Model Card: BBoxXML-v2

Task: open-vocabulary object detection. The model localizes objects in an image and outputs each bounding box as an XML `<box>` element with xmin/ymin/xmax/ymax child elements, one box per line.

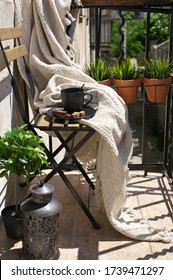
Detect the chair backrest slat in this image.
<box><xmin>0</xmin><ymin>26</ymin><xmax>28</xmax><ymax>62</ymax></box>
<box><xmin>0</xmin><ymin>27</ymin><xmax>22</xmax><ymax>41</ymax></box>
<box><xmin>0</xmin><ymin>27</ymin><xmax>32</xmax><ymax>124</ymax></box>
<box><xmin>4</xmin><ymin>45</ymin><xmax>28</xmax><ymax>62</ymax></box>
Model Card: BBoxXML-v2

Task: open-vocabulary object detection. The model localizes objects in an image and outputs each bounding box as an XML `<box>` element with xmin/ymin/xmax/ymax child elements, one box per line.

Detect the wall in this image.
<box><xmin>74</xmin><ymin>8</ymin><xmax>90</xmax><ymax>69</ymax></box>
<box><xmin>0</xmin><ymin>0</ymin><xmax>16</xmax><ymax>216</ymax></box>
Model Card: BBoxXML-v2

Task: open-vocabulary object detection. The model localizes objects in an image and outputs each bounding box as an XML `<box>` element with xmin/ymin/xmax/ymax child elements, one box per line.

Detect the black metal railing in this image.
<box><xmin>86</xmin><ymin>3</ymin><xmax>173</xmax><ymax>180</ymax></box>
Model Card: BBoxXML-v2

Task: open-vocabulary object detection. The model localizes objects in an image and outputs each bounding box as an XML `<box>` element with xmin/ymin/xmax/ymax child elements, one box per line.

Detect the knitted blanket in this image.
<box><xmin>14</xmin><ymin>0</ymin><xmax>172</xmax><ymax>242</ymax></box>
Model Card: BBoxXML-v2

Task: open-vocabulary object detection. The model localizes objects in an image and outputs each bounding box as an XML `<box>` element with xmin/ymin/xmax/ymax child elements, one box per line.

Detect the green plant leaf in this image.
<box><xmin>143</xmin><ymin>58</ymin><xmax>173</xmax><ymax>79</ymax></box>
<box><xmin>84</xmin><ymin>59</ymin><xmax>112</xmax><ymax>81</ymax></box>
<box><xmin>112</xmin><ymin>58</ymin><xmax>141</xmax><ymax>80</ymax></box>
<box><xmin>0</xmin><ymin>126</ymin><xmax>48</xmax><ymax>184</ymax></box>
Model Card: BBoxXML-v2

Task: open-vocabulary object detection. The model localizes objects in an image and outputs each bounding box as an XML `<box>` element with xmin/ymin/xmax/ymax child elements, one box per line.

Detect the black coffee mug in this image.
<box><xmin>61</xmin><ymin>87</ymin><xmax>93</xmax><ymax>113</ymax></box>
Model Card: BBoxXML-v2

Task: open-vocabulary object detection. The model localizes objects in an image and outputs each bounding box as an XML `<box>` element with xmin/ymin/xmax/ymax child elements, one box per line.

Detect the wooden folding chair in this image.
<box><xmin>0</xmin><ymin>27</ymin><xmax>100</xmax><ymax>229</ymax></box>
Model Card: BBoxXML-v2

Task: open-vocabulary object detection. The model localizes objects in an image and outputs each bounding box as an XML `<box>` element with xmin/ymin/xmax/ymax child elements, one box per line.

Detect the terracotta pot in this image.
<box><xmin>143</xmin><ymin>77</ymin><xmax>172</xmax><ymax>103</ymax></box>
<box><xmin>98</xmin><ymin>79</ymin><xmax>111</xmax><ymax>86</ymax></box>
<box><xmin>113</xmin><ymin>78</ymin><xmax>141</xmax><ymax>104</ymax></box>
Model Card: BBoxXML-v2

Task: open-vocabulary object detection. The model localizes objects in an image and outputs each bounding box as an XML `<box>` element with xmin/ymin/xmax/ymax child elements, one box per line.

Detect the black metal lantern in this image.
<box><xmin>20</xmin><ymin>181</ymin><xmax>62</xmax><ymax>260</ymax></box>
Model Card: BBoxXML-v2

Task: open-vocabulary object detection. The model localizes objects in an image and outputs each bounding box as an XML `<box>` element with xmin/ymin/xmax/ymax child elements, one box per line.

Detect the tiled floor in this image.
<box><xmin>0</xmin><ymin>170</ymin><xmax>173</xmax><ymax>260</ymax></box>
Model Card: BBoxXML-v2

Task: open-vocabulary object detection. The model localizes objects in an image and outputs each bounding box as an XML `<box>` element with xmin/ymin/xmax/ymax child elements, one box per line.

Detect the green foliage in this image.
<box><xmin>148</xmin><ymin>13</ymin><xmax>170</xmax><ymax>44</ymax></box>
<box><xmin>84</xmin><ymin>59</ymin><xmax>112</xmax><ymax>81</ymax></box>
<box><xmin>0</xmin><ymin>125</ymin><xmax>48</xmax><ymax>185</ymax></box>
<box><xmin>110</xmin><ymin>12</ymin><xmax>169</xmax><ymax>59</ymax></box>
<box><xmin>112</xmin><ymin>58</ymin><xmax>141</xmax><ymax>80</ymax></box>
<box><xmin>143</xmin><ymin>58</ymin><xmax>173</xmax><ymax>79</ymax></box>
<box><xmin>110</xmin><ymin>12</ymin><xmax>145</xmax><ymax>58</ymax></box>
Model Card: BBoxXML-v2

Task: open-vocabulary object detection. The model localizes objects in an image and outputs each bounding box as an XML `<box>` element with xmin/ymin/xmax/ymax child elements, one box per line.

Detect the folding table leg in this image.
<box><xmin>57</xmin><ymin>167</ymin><xmax>100</xmax><ymax>229</ymax></box>
<box><xmin>39</xmin><ymin>133</ymin><xmax>100</xmax><ymax>229</ymax></box>
<box><xmin>54</xmin><ymin>129</ymin><xmax>96</xmax><ymax>190</ymax></box>
<box><xmin>42</xmin><ymin>162</ymin><xmax>100</xmax><ymax>229</ymax></box>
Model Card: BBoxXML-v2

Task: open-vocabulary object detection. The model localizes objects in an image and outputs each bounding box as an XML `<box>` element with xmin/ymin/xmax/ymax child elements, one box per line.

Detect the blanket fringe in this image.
<box><xmin>110</xmin><ymin>207</ymin><xmax>173</xmax><ymax>243</ymax></box>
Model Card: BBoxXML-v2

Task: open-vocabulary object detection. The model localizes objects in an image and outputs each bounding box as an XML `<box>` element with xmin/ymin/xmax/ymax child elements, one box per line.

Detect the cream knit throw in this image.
<box><xmin>14</xmin><ymin>0</ymin><xmax>172</xmax><ymax>242</ymax></box>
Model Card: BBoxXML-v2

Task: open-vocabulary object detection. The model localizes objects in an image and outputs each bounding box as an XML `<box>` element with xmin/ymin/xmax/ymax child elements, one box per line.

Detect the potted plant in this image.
<box><xmin>143</xmin><ymin>58</ymin><xmax>173</xmax><ymax>103</ymax></box>
<box><xmin>112</xmin><ymin>58</ymin><xmax>142</xmax><ymax>104</ymax></box>
<box><xmin>84</xmin><ymin>59</ymin><xmax>112</xmax><ymax>86</ymax></box>
<box><xmin>0</xmin><ymin>125</ymin><xmax>48</xmax><ymax>239</ymax></box>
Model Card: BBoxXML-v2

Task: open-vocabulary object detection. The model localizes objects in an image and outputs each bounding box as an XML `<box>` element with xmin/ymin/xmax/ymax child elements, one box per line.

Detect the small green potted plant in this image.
<box><xmin>143</xmin><ymin>58</ymin><xmax>173</xmax><ymax>103</ymax></box>
<box><xmin>84</xmin><ymin>59</ymin><xmax>112</xmax><ymax>85</ymax></box>
<box><xmin>112</xmin><ymin>58</ymin><xmax>142</xmax><ymax>104</ymax></box>
<box><xmin>0</xmin><ymin>125</ymin><xmax>48</xmax><ymax>239</ymax></box>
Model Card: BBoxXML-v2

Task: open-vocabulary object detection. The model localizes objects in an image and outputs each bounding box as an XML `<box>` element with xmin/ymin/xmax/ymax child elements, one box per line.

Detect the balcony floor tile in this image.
<box><xmin>0</xmin><ymin>170</ymin><xmax>173</xmax><ymax>260</ymax></box>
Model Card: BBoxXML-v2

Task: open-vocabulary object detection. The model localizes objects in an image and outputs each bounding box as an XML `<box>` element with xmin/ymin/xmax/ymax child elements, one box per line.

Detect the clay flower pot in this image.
<box><xmin>98</xmin><ymin>79</ymin><xmax>112</xmax><ymax>86</ymax></box>
<box><xmin>143</xmin><ymin>77</ymin><xmax>172</xmax><ymax>103</ymax></box>
<box><xmin>113</xmin><ymin>78</ymin><xmax>141</xmax><ymax>104</ymax></box>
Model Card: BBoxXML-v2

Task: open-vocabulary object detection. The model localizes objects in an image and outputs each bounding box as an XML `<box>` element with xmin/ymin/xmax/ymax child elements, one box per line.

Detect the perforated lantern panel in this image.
<box><xmin>22</xmin><ymin>213</ymin><xmax>60</xmax><ymax>260</ymax></box>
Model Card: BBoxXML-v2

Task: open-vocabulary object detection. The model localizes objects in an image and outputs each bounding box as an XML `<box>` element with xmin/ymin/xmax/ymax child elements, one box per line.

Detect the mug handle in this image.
<box><xmin>83</xmin><ymin>92</ymin><xmax>93</xmax><ymax>106</ymax></box>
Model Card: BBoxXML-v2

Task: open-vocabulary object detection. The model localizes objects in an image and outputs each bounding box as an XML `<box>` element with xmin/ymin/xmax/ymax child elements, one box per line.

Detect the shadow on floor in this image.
<box><xmin>0</xmin><ymin>171</ymin><xmax>173</xmax><ymax>260</ymax></box>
